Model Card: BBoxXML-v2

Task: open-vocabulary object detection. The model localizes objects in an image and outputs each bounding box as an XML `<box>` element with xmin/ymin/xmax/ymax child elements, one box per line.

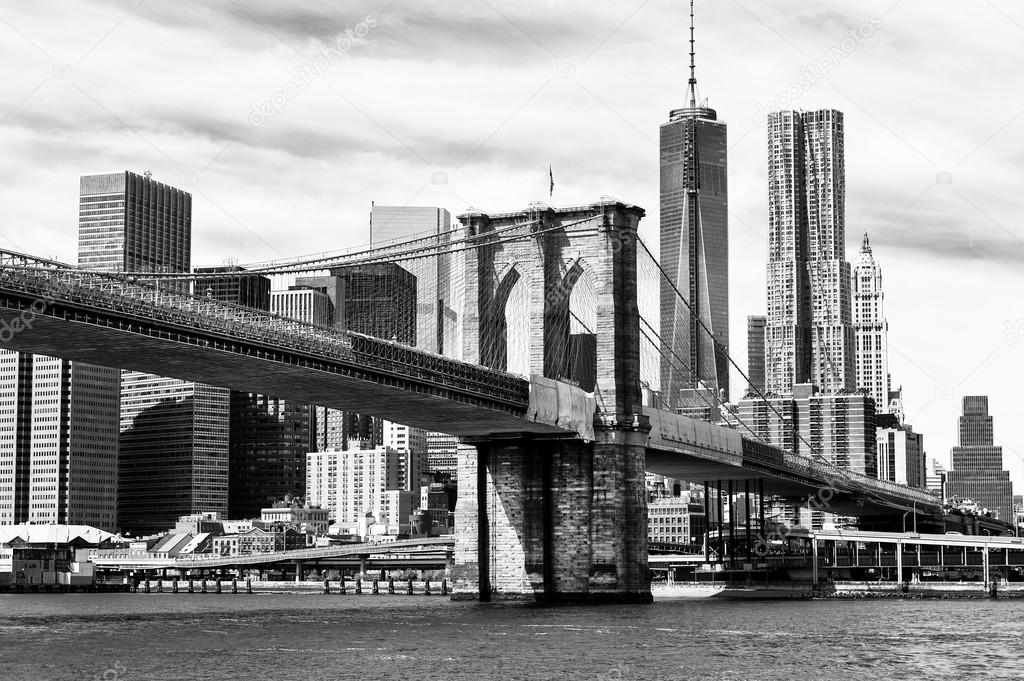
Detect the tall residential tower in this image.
<box><xmin>659</xmin><ymin>1</ymin><xmax>729</xmax><ymax>408</ymax></box>
<box><xmin>765</xmin><ymin>110</ymin><xmax>855</xmax><ymax>396</ymax></box>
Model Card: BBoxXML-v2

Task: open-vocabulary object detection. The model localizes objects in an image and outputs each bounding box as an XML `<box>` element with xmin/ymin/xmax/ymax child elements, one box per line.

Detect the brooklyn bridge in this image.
<box><xmin>0</xmin><ymin>199</ymin><xmax>937</xmax><ymax>602</ymax></box>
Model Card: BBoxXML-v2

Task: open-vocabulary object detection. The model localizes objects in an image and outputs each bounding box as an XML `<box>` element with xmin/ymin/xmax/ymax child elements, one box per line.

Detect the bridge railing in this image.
<box><xmin>0</xmin><ymin>253</ymin><xmax>529</xmax><ymax>406</ymax></box>
<box><xmin>777</xmin><ymin>449</ymin><xmax>939</xmax><ymax>506</ymax></box>
<box><xmin>741</xmin><ymin>436</ymin><xmax>939</xmax><ymax>507</ymax></box>
<box><xmin>0</xmin><ymin>264</ymin><xmax>356</xmax><ymax>358</ymax></box>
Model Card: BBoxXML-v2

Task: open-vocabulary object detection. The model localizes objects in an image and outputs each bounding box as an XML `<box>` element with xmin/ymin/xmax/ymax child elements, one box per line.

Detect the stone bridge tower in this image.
<box><xmin>452</xmin><ymin>200</ymin><xmax>652</xmax><ymax>602</ymax></box>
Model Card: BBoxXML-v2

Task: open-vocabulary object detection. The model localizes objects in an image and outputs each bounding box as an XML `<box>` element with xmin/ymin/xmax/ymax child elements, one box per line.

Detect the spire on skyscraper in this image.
<box><xmin>688</xmin><ymin>0</ymin><xmax>698</xmax><ymax>107</ymax></box>
<box><xmin>861</xmin><ymin>231</ymin><xmax>872</xmax><ymax>254</ymax></box>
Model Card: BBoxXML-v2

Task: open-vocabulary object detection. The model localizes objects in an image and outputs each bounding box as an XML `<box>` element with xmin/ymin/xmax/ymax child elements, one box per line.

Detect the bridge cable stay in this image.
<box><xmin>638</xmin><ymin>318</ymin><xmax>766</xmax><ymax>445</ymax></box>
<box><xmin>0</xmin><ymin>219</ymin><xmax>909</xmax><ymax>510</ymax></box>
<box><xmin>99</xmin><ymin>216</ymin><xmax>586</xmax><ymax>281</ymax></box>
<box><xmin>634</xmin><ymin>236</ymin><xmax>876</xmax><ymax>497</ymax></box>
<box><xmin>59</xmin><ymin>211</ymin><xmax>614</xmax><ymax>404</ymax></box>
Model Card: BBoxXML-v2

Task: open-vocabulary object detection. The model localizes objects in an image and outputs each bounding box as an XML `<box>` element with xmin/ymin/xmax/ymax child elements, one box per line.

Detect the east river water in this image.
<box><xmin>1</xmin><ymin>594</ymin><xmax>1021</xmax><ymax>680</ymax></box>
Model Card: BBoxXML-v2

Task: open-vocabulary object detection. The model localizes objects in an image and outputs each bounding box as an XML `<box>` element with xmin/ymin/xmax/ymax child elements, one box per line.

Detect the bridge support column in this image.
<box><xmin>452</xmin><ymin>430</ymin><xmax>650</xmax><ymax>603</ymax></box>
<box><xmin>702</xmin><ymin>481</ymin><xmax>710</xmax><ymax>563</ymax></box>
<box><xmin>744</xmin><ymin>480</ymin><xmax>751</xmax><ymax>562</ymax></box>
<box><xmin>896</xmin><ymin>541</ymin><xmax>903</xmax><ymax>585</ymax></box>
<box><xmin>716</xmin><ymin>483</ymin><xmax>724</xmax><ymax>561</ymax></box>
<box><xmin>812</xmin><ymin>537</ymin><xmax>819</xmax><ymax>586</ymax></box>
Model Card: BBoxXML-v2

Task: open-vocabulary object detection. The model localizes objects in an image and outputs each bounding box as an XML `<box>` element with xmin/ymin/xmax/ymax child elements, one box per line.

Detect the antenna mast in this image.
<box><xmin>688</xmin><ymin>0</ymin><xmax>697</xmax><ymax>107</ymax></box>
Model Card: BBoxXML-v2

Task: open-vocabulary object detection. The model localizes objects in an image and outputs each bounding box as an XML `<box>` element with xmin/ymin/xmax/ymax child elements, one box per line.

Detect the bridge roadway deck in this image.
<box><xmin>0</xmin><ymin>261</ymin><xmax>592</xmax><ymax>438</ymax></box>
<box><xmin>89</xmin><ymin>537</ymin><xmax>454</xmax><ymax>571</ymax></box>
<box><xmin>0</xmin><ymin>254</ymin><xmax>943</xmax><ymax>518</ymax></box>
<box><xmin>643</xmin><ymin>407</ymin><xmax>940</xmax><ymax>517</ymax></box>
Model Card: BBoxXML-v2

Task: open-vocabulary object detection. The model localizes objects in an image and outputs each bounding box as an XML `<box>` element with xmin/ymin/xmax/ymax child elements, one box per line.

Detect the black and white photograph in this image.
<box><xmin>0</xmin><ymin>1</ymin><xmax>1022</xmax><ymax>679</ymax></box>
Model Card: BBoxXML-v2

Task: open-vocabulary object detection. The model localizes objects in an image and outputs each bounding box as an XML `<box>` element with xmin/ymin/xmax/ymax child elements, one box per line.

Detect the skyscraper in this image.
<box><xmin>194</xmin><ymin>266</ymin><xmax>270</xmax><ymax>309</ymax></box>
<box><xmin>331</xmin><ymin>263</ymin><xmax>417</xmax><ymax>345</ymax></box>
<box><xmin>945</xmin><ymin>396</ymin><xmax>1013</xmax><ymax>520</ymax></box>
<box><xmin>0</xmin><ymin>174</ymin><xmax>178</xmax><ymax>530</ymax></box>
<box><xmin>119</xmin><ymin>375</ymin><xmax>230</xmax><ymax>532</ymax></box>
<box><xmin>0</xmin><ymin>352</ymin><xmax>33</xmax><ymax>526</ymax></box>
<box><xmin>765</xmin><ymin>109</ymin><xmax>855</xmax><ymax>395</ymax></box>
<box><xmin>228</xmin><ymin>394</ymin><xmax>313</xmax><ymax>519</ymax></box>
<box><xmin>79</xmin><ymin>171</ymin><xmax>190</xmax><ymax>280</ymax></box>
<box><xmin>370</xmin><ymin>205</ymin><xmax>454</xmax><ymax>355</ymax></box>
<box><xmin>746</xmin><ymin>315</ymin><xmax>766</xmax><ymax>395</ymax></box>
<box><xmin>659</xmin><ymin>3</ymin><xmax>729</xmax><ymax>407</ymax></box>
<box><xmin>852</xmin><ymin>232</ymin><xmax>890</xmax><ymax>413</ymax></box>
<box><xmin>77</xmin><ymin>171</ymin><xmax>230</xmax><ymax>534</ymax></box>
<box><xmin>0</xmin><ymin>354</ymin><xmax>121</xmax><ymax>530</ymax></box>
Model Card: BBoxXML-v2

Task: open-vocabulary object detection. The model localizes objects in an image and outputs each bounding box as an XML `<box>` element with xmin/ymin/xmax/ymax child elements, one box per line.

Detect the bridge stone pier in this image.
<box><xmin>450</xmin><ymin>200</ymin><xmax>652</xmax><ymax>602</ymax></box>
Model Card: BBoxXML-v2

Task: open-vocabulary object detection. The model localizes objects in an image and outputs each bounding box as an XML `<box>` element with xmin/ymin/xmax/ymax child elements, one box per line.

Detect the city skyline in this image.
<box><xmin>0</xmin><ymin>1</ymin><xmax>1022</xmax><ymax>490</ymax></box>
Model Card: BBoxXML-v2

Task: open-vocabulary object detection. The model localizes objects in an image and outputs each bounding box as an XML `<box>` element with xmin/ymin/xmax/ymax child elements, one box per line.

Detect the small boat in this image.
<box><xmin>651</xmin><ymin>581</ymin><xmax>725</xmax><ymax>600</ymax></box>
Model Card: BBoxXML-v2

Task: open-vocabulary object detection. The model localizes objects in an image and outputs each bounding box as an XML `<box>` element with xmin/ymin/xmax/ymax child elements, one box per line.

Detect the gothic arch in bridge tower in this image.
<box><xmin>479</xmin><ymin>263</ymin><xmax>520</xmax><ymax>373</ymax></box>
<box><xmin>499</xmin><ymin>264</ymin><xmax>533</xmax><ymax>377</ymax></box>
<box><xmin>545</xmin><ymin>258</ymin><xmax>598</xmax><ymax>393</ymax></box>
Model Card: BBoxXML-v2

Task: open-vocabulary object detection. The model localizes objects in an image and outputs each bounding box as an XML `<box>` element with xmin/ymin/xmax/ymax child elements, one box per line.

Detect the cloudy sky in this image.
<box><xmin>1</xmin><ymin>0</ymin><xmax>1022</xmax><ymax>490</ymax></box>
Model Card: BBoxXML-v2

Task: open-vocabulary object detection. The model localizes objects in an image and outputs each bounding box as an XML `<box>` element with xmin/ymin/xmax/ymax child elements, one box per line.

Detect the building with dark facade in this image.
<box><xmin>119</xmin><ymin>377</ymin><xmax>230</xmax><ymax>533</ymax></box>
<box><xmin>331</xmin><ymin>263</ymin><xmax>417</xmax><ymax>345</ymax></box>
<box><xmin>194</xmin><ymin>266</ymin><xmax>271</xmax><ymax>309</ymax></box>
<box><xmin>746</xmin><ymin>315</ymin><xmax>766</xmax><ymax>395</ymax></box>
<box><xmin>228</xmin><ymin>394</ymin><xmax>314</xmax><ymax>519</ymax></box>
<box><xmin>945</xmin><ymin>396</ymin><xmax>1013</xmax><ymax>520</ymax></box>
<box><xmin>659</xmin><ymin>9</ymin><xmax>729</xmax><ymax>408</ymax></box>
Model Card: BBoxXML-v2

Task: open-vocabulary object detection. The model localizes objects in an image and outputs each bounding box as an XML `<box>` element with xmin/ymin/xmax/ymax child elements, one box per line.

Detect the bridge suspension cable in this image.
<box><xmin>635</xmin><ymin>235</ymin><xmax>878</xmax><ymax>496</ymax></box>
